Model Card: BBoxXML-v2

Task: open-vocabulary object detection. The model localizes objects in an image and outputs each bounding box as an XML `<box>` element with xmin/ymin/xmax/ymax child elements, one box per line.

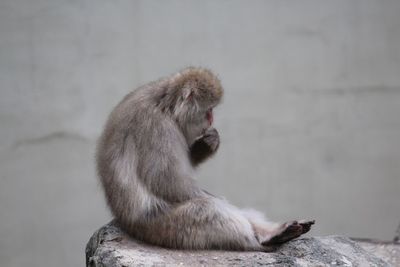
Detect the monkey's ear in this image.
<box><xmin>183</xmin><ymin>88</ymin><xmax>194</xmax><ymax>102</ymax></box>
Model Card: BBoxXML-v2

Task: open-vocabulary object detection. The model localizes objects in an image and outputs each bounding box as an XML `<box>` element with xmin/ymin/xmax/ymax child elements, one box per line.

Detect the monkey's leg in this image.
<box><xmin>133</xmin><ymin>198</ymin><xmax>264</xmax><ymax>251</ymax></box>
<box><xmin>189</xmin><ymin>128</ymin><xmax>219</xmax><ymax>166</ymax></box>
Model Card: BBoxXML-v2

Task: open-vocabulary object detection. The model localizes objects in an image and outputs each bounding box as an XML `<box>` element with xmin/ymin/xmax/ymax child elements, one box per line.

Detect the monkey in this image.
<box><xmin>96</xmin><ymin>67</ymin><xmax>314</xmax><ymax>251</ymax></box>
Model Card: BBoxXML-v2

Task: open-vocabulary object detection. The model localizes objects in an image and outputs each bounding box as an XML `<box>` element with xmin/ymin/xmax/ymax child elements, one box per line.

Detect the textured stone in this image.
<box><xmin>86</xmin><ymin>221</ymin><xmax>395</xmax><ymax>267</ymax></box>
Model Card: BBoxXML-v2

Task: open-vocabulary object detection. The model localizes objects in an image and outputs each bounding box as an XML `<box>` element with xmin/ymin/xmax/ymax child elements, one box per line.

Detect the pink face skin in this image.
<box><xmin>206</xmin><ymin>108</ymin><xmax>213</xmax><ymax>126</ymax></box>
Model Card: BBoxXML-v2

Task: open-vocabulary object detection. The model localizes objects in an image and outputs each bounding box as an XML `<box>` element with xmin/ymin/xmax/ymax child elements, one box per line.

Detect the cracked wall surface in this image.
<box><xmin>1</xmin><ymin>1</ymin><xmax>400</xmax><ymax>267</ymax></box>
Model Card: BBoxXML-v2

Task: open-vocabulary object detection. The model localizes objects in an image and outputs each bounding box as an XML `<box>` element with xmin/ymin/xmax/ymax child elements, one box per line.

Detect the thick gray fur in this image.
<box><xmin>96</xmin><ymin>67</ymin><xmax>314</xmax><ymax>251</ymax></box>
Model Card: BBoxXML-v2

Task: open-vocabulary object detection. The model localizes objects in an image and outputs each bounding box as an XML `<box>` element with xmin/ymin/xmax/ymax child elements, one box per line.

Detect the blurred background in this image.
<box><xmin>1</xmin><ymin>0</ymin><xmax>399</xmax><ymax>266</ymax></box>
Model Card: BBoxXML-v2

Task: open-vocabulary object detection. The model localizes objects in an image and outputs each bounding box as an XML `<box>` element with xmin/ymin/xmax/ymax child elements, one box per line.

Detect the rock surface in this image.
<box><xmin>355</xmin><ymin>239</ymin><xmax>400</xmax><ymax>266</ymax></box>
<box><xmin>86</xmin><ymin>221</ymin><xmax>396</xmax><ymax>267</ymax></box>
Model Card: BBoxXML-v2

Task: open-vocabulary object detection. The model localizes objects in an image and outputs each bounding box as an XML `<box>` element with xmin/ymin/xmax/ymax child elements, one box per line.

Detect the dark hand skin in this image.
<box><xmin>189</xmin><ymin>128</ymin><xmax>220</xmax><ymax>166</ymax></box>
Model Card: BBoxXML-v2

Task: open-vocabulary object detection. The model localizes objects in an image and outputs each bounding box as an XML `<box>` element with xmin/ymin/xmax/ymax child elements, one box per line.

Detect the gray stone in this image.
<box><xmin>86</xmin><ymin>221</ymin><xmax>395</xmax><ymax>266</ymax></box>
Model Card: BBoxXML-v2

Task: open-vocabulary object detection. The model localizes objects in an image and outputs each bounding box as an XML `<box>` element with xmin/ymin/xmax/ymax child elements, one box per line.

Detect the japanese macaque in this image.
<box><xmin>96</xmin><ymin>67</ymin><xmax>314</xmax><ymax>251</ymax></box>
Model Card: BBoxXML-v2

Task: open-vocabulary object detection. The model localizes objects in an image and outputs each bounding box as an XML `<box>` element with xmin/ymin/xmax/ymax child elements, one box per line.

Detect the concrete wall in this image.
<box><xmin>1</xmin><ymin>1</ymin><xmax>399</xmax><ymax>266</ymax></box>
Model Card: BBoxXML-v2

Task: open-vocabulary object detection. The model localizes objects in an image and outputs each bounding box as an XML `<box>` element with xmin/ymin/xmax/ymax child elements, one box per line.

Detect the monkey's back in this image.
<box><xmin>96</xmin><ymin>86</ymin><xmax>196</xmax><ymax>227</ymax></box>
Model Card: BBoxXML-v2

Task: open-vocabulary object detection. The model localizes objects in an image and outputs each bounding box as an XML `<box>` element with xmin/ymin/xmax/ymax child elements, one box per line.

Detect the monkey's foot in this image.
<box><xmin>261</xmin><ymin>220</ymin><xmax>315</xmax><ymax>246</ymax></box>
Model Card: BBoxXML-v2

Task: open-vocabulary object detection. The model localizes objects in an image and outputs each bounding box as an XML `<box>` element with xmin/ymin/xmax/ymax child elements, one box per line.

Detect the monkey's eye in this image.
<box><xmin>206</xmin><ymin>108</ymin><xmax>213</xmax><ymax>126</ymax></box>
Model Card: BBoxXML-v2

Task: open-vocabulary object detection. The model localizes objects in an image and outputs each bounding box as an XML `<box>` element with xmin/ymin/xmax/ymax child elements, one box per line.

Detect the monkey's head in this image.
<box><xmin>165</xmin><ymin>67</ymin><xmax>224</xmax><ymax>145</ymax></box>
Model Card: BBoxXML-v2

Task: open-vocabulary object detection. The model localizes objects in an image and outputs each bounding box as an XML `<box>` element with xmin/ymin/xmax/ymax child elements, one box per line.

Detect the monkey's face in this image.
<box><xmin>168</xmin><ymin>67</ymin><xmax>223</xmax><ymax>145</ymax></box>
<box><xmin>178</xmin><ymin>104</ymin><xmax>214</xmax><ymax>146</ymax></box>
<box><xmin>206</xmin><ymin>108</ymin><xmax>213</xmax><ymax>126</ymax></box>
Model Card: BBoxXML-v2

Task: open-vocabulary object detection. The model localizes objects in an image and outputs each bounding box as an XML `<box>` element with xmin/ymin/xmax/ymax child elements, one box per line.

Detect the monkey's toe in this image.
<box><xmin>299</xmin><ymin>220</ymin><xmax>315</xmax><ymax>234</ymax></box>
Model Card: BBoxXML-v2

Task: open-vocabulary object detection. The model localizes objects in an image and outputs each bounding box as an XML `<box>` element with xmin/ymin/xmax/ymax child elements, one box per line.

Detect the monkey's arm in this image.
<box><xmin>189</xmin><ymin>127</ymin><xmax>219</xmax><ymax>166</ymax></box>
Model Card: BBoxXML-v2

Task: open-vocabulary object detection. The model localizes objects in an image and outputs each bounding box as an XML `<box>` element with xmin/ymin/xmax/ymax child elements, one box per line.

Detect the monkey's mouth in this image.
<box><xmin>206</xmin><ymin>108</ymin><xmax>213</xmax><ymax>126</ymax></box>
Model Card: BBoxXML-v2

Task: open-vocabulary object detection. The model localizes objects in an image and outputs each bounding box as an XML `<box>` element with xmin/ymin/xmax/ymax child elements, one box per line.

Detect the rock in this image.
<box><xmin>86</xmin><ymin>221</ymin><xmax>394</xmax><ymax>267</ymax></box>
<box><xmin>356</xmin><ymin>239</ymin><xmax>400</xmax><ymax>266</ymax></box>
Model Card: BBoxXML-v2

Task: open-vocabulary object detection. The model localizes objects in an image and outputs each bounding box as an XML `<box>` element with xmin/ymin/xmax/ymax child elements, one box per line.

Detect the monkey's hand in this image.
<box><xmin>189</xmin><ymin>127</ymin><xmax>220</xmax><ymax>167</ymax></box>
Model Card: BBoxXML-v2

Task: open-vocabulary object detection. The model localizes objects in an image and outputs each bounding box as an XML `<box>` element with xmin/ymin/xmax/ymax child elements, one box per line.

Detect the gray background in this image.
<box><xmin>1</xmin><ymin>1</ymin><xmax>399</xmax><ymax>266</ymax></box>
